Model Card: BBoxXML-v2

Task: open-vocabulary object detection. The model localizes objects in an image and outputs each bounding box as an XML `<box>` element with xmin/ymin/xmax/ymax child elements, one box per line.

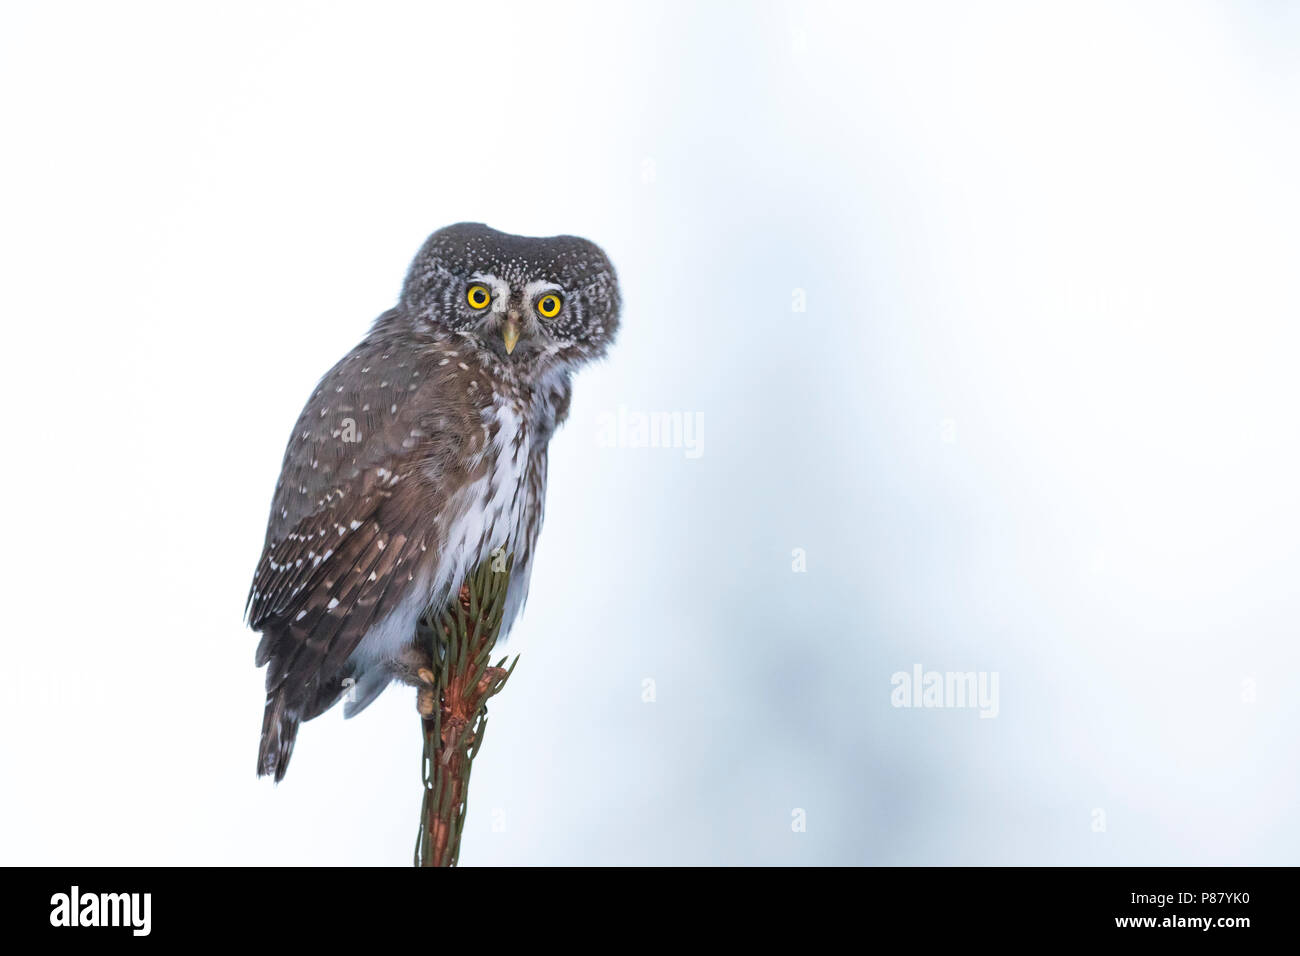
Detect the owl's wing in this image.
<box><xmin>252</xmin><ymin>471</ymin><xmax>430</xmax><ymax>691</ymax></box>
<box><xmin>247</xmin><ymin>339</ymin><xmax>472</xmax><ymax>679</ymax></box>
<box><xmin>247</xmin><ymin>337</ymin><xmax>487</xmax><ymax>779</ymax></box>
<box><xmin>247</xmin><ymin>468</ymin><xmax>437</xmax><ymax>781</ymax></box>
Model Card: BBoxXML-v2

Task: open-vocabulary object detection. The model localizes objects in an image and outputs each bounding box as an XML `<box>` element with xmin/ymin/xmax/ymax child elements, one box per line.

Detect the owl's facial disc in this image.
<box><xmin>463</xmin><ymin>273</ymin><xmax>570</xmax><ymax>361</ymax></box>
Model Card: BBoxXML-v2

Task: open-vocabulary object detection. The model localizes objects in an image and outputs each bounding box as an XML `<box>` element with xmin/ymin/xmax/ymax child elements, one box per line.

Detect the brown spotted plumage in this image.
<box><xmin>247</xmin><ymin>223</ymin><xmax>619</xmax><ymax>781</ymax></box>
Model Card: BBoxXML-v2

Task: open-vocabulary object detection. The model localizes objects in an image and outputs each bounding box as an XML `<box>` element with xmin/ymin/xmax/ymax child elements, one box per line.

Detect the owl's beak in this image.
<box><xmin>501</xmin><ymin>317</ymin><xmax>520</xmax><ymax>355</ymax></box>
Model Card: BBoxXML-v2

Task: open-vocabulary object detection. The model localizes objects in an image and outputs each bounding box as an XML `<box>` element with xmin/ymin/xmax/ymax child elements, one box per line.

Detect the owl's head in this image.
<box><xmin>398</xmin><ymin>222</ymin><xmax>620</xmax><ymax>370</ymax></box>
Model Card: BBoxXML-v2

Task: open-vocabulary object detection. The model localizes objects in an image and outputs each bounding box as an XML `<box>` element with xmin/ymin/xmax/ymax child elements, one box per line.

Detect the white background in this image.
<box><xmin>2</xmin><ymin>0</ymin><xmax>1298</xmax><ymax>865</ymax></box>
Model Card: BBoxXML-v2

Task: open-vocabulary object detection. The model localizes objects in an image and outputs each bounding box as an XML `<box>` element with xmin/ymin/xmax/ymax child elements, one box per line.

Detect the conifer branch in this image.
<box><xmin>413</xmin><ymin>552</ymin><xmax>517</xmax><ymax>867</ymax></box>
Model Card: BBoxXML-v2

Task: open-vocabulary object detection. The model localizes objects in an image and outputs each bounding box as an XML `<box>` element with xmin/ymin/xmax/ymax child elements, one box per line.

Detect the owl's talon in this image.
<box><xmin>391</xmin><ymin>642</ymin><xmax>436</xmax><ymax>687</ymax></box>
<box><xmin>416</xmin><ymin>685</ymin><xmax>437</xmax><ymax>718</ymax></box>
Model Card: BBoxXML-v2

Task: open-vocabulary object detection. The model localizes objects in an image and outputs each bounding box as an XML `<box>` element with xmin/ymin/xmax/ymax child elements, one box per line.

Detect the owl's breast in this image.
<box><xmin>464</xmin><ymin>398</ymin><xmax>532</xmax><ymax>563</ymax></box>
<box><xmin>422</xmin><ymin>394</ymin><xmax>542</xmax><ymax>628</ymax></box>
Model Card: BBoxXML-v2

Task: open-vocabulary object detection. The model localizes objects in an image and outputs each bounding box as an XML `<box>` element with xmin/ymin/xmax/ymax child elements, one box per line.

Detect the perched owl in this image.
<box><xmin>246</xmin><ymin>223</ymin><xmax>619</xmax><ymax>781</ymax></box>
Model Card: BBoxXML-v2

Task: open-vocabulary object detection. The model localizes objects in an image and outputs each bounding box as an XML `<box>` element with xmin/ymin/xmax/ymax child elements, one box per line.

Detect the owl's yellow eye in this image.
<box><xmin>536</xmin><ymin>293</ymin><xmax>563</xmax><ymax>318</ymax></box>
<box><xmin>466</xmin><ymin>284</ymin><xmax>491</xmax><ymax>309</ymax></box>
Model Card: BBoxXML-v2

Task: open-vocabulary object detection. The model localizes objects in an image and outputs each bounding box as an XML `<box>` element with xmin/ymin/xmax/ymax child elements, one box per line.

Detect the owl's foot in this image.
<box><xmin>416</xmin><ymin>682</ymin><xmax>437</xmax><ymax>718</ymax></box>
<box><xmin>391</xmin><ymin>642</ymin><xmax>434</xmax><ymax>684</ymax></box>
<box><xmin>392</xmin><ymin>644</ymin><xmax>439</xmax><ymax>716</ymax></box>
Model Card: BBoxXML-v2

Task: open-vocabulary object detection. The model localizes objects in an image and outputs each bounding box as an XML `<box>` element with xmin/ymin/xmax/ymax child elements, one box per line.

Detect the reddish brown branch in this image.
<box><xmin>415</xmin><ymin>566</ymin><xmax>515</xmax><ymax>867</ymax></box>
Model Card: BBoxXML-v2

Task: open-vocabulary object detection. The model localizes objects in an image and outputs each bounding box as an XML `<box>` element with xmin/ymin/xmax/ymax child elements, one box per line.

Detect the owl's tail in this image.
<box><xmin>257</xmin><ymin>689</ymin><xmax>301</xmax><ymax>783</ymax></box>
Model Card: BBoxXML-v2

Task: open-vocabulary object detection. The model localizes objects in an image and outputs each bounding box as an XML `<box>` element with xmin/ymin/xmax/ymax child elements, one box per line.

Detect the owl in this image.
<box><xmin>246</xmin><ymin>223</ymin><xmax>619</xmax><ymax>781</ymax></box>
